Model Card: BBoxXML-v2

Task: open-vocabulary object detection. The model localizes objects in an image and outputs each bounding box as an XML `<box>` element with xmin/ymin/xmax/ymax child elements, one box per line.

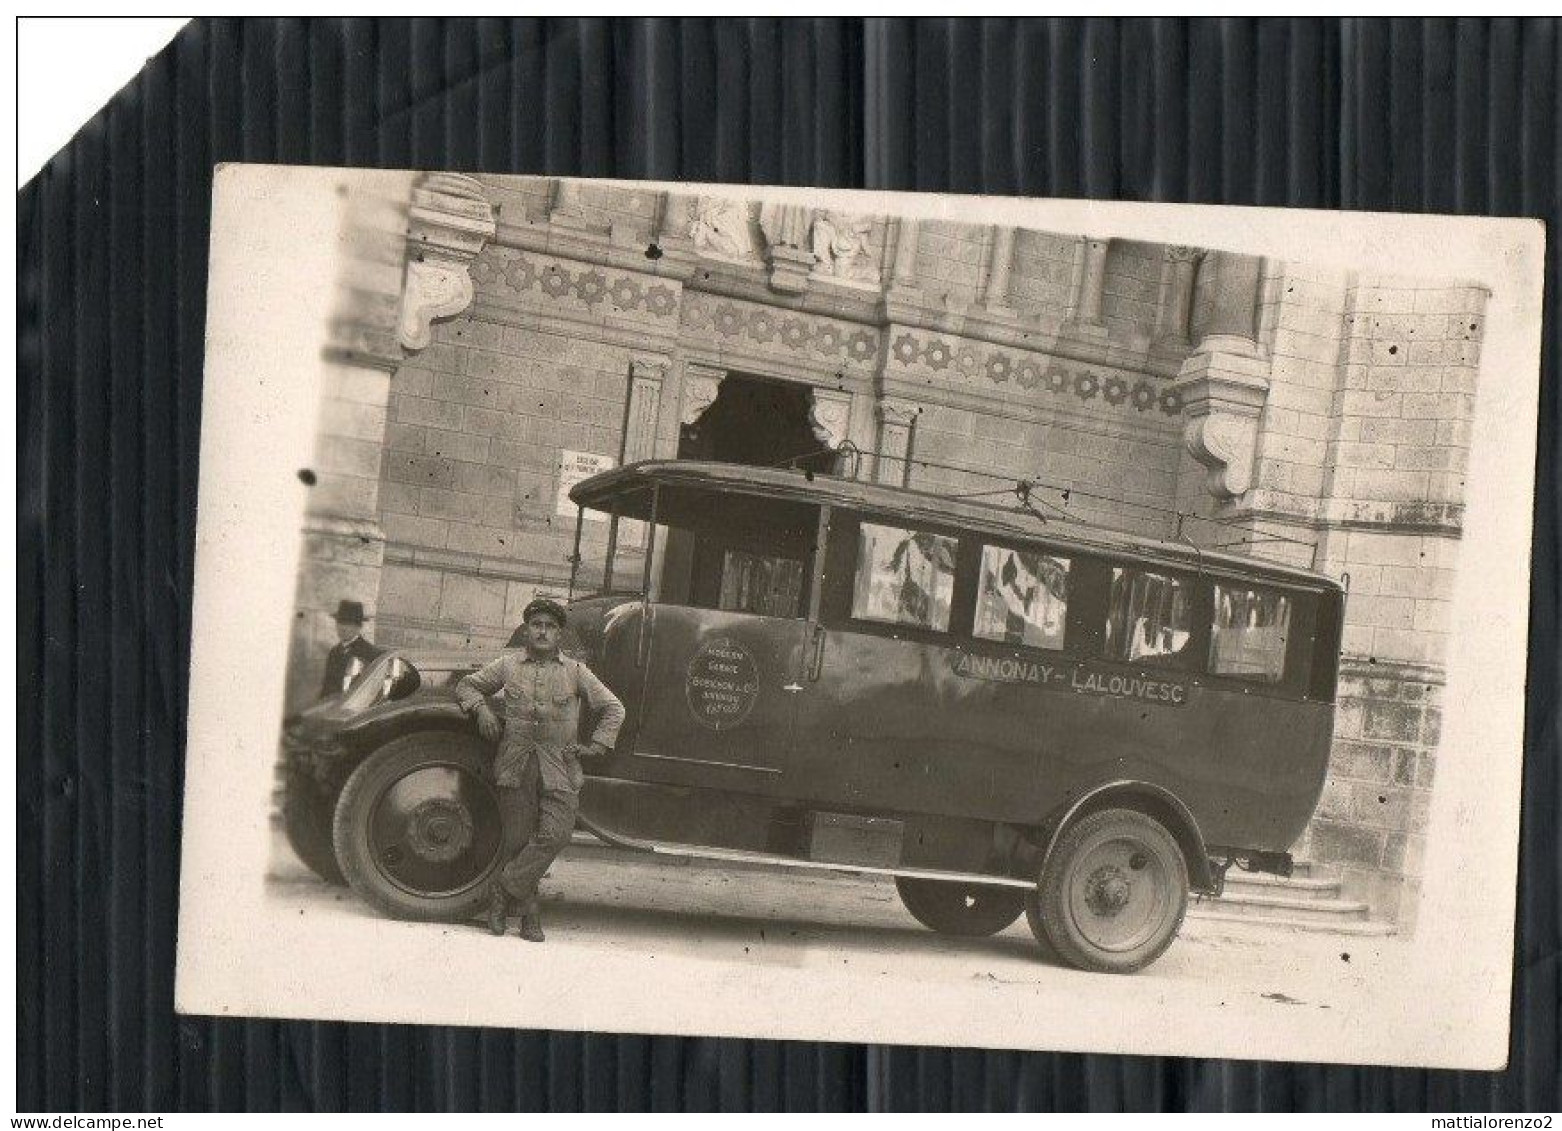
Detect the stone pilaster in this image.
<box><xmin>981</xmin><ymin>226</ymin><xmax>1016</xmax><ymax>316</ymax></box>
<box><xmin>1070</xmin><ymin>237</ymin><xmax>1111</xmax><ymax>338</ymax></box>
<box><xmin>1154</xmin><ymin>246</ymin><xmax>1201</xmax><ymax>350</ymax></box>
<box><xmin>624</xmin><ymin>358</ymin><xmax>668</xmax><ymax>464</ymax></box>
<box><xmin>890</xmin><ymin>217</ymin><xmax>921</xmax><ymax>293</ymax></box>
<box><xmin>875</xmin><ymin>398</ymin><xmax>922</xmax><ymax>486</ymax></box>
<box><xmin>550</xmin><ymin>177</ymin><xmax>587</xmax><ymax>228</ymax></box>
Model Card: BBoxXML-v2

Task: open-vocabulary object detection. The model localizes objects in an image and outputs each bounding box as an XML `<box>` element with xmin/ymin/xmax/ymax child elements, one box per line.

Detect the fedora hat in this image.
<box><xmin>334</xmin><ymin>599</ymin><xmax>367</xmax><ymax>625</ymax></box>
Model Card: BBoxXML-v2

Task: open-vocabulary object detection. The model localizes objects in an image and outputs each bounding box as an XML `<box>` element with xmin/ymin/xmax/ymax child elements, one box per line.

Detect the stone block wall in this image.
<box><xmin>914</xmin><ymin>219</ymin><xmax>989</xmax><ymax>307</ymax></box>
<box><xmin>376</xmin><ymin>312</ymin><xmax>648</xmax><ymax>650</ymax></box>
<box><xmin>1099</xmin><ymin>241</ymin><xmax>1163</xmax><ymax>344</ymax></box>
<box><xmin>1301</xmin><ymin>664</ymin><xmax>1439</xmax><ymax>924</ymax></box>
<box><xmin>1008</xmin><ymin>229</ymin><xmax>1078</xmax><ymax>316</ymax></box>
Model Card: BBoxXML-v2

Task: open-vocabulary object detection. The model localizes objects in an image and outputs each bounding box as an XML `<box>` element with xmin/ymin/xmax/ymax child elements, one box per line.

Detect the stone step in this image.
<box><xmin>1188</xmin><ymin>907</ymin><xmax>1397</xmax><ymax>937</ymax></box>
<box><xmin>1196</xmin><ymin>889</ymin><xmax>1371</xmax><ymax>924</ymax></box>
<box><xmin>1221</xmin><ymin>871</ymin><xmax>1343</xmax><ymax>901</ymax></box>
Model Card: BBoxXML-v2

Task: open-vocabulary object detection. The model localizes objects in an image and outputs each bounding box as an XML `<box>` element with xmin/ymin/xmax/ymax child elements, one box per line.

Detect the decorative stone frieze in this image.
<box><xmin>680</xmin><ymin>293</ymin><xmax>881</xmax><ymax>371</ymax></box>
<box><xmin>398</xmin><ymin>173</ymin><xmax>496</xmax><ymax>350</ymax></box>
<box><xmin>469</xmin><ymin>246</ymin><xmax>680</xmax><ymax>324</ymax></box>
<box><xmin>885</xmin><ymin>327</ymin><xmax>1183</xmax><ymax>417</ymax></box>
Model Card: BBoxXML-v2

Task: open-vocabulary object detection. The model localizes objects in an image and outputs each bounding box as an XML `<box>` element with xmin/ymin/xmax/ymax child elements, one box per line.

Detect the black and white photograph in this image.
<box><xmin>173</xmin><ymin>166</ymin><xmax>1542</xmax><ymax>1068</ymax></box>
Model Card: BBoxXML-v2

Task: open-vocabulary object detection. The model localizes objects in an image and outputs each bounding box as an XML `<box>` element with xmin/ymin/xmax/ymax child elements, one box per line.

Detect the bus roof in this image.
<box><xmin>570</xmin><ymin>460</ymin><xmax>1344</xmax><ymax>591</ymax></box>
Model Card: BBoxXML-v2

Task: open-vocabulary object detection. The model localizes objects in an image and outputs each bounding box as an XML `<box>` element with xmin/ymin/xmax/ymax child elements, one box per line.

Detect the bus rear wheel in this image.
<box><xmin>332</xmin><ymin>732</ymin><xmax>505</xmax><ymax>921</ymax></box>
<box><xmin>1027</xmin><ymin>808</ymin><xmax>1188</xmax><ymax>974</ymax></box>
<box><xmin>894</xmin><ymin>876</ymin><xmax>1025</xmax><ymax>937</ymax></box>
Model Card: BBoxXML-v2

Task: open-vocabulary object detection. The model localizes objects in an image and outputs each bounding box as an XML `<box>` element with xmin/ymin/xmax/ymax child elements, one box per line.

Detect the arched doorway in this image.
<box><xmin>678</xmin><ymin>372</ymin><xmax>842</xmax><ymax>473</ymax></box>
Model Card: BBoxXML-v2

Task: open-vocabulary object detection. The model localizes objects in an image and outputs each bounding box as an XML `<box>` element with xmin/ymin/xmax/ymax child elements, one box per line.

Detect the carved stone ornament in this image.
<box><xmin>398</xmin><ymin>173</ymin><xmax>497</xmax><ymax>350</ymax></box>
<box><xmin>680</xmin><ymin>363</ymin><xmax>726</xmax><ymax>425</ymax></box>
<box><xmin>810</xmin><ymin>211</ymin><xmax>879</xmax><ymax>283</ymax></box>
<box><xmin>1171</xmin><ymin>337</ymin><xmax>1271</xmax><ymax>499</ymax></box>
<box><xmin>808</xmin><ymin>390</ymin><xmax>853</xmax><ymax>449</ymax></box>
<box><xmin>690</xmin><ymin>196</ymin><xmax>755</xmax><ymax>259</ymax></box>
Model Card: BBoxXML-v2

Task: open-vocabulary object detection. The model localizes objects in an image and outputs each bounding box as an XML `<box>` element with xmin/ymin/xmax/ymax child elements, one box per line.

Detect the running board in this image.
<box><xmin>574</xmin><ymin>812</ymin><xmax>1037</xmax><ymax>890</ymax></box>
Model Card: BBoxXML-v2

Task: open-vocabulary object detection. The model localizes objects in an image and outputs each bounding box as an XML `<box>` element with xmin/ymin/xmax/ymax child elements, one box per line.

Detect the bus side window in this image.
<box><xmin>1209</xmin><ymin>583</ymin><xmax>1293</xmax><ymax>683</ymax></box>
<box><xmin>973</xmin><ymin>544</ymin><xmax>1070</xmax><ymax>649</ymax></box>
<box><xmin>1103</xmin><ymin>566</ymin><xmax>1194</xmax><ymax>667</ymax></box>
<box><xmin>850</xmin><ymin>521</ymin><xmax>958</xmax><ymax>632</ymax></box>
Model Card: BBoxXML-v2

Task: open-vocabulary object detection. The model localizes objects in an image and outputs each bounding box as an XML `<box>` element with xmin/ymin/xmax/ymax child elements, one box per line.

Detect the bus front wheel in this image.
<box><xmin>1027</xmin><ymin>808</ymin><xmax>1188</xmax><ymax>974</ymax></box>
<box><xmin>332</xmin><ymin>732</ymin><xmax>506</xmax><ymax>922</ymax></box>
<box><xmin>894</xmin><ymin>876</ymin><xmax>1025</xmax><ymax>937</ymax></box>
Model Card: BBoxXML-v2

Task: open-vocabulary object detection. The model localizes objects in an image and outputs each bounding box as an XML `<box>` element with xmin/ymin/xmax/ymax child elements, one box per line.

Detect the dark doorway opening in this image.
<box><xmin>678</xmin><ymin>373</ymin><xmax>838</xmax><ymax>473</ymax></box>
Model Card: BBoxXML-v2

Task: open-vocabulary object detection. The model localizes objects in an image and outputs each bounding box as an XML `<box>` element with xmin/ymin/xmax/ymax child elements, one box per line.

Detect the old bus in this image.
<box><xmin>290</xmin><ymin>459</ymin><xmax>1344</xmax><ymax>974</ymax></box>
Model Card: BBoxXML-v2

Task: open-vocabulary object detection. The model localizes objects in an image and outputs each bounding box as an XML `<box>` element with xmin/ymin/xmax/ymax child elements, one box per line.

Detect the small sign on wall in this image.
<box><xmin>556</xmin><ymin>450</ymin><xmax>616</xmax><ymax>518</ymax></box>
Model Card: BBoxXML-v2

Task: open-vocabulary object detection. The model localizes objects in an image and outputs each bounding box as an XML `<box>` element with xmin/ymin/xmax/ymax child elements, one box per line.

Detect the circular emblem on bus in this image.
<box><xmin>686</xmin><ymin>637</ymin><xmax>760</xmax><ymax>731</ymax></box>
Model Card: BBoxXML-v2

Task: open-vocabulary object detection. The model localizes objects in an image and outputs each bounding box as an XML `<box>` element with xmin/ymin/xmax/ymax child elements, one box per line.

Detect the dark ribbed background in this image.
<box><xmin>16</xmin><ymin>17</ymin><xmax>1559</xmax><ymax>1112</ymax></box>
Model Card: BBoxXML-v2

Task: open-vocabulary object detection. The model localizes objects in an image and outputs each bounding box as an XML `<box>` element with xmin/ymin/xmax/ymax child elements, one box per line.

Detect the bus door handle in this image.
<box><xmin>807</xmin><ymin>625</ymin><xmax>826</xmax><ymax>682</ymax></box>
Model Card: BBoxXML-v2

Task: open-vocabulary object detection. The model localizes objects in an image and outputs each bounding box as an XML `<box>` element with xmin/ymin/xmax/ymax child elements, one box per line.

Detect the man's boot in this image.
<box><xmin>484</xmin><ymin>888</ymin><xmax>508</xmax><ymax>936</ymax></box>
<box><xmin>518</xmin><ymin>897</ymin><xmax>545</xmax><ymax>943</ymax></box>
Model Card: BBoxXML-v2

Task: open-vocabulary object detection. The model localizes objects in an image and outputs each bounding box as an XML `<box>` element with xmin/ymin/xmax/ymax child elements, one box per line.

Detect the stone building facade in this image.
<box><xmin>290</xmin><ymin>173</ymin><xmax>1488</xmax><ymax>929</ymax></box>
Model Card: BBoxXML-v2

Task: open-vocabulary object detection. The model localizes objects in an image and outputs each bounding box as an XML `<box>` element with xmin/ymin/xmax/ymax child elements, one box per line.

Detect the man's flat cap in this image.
<box><xmin>522</xmin><ymin>598</ymin><xmax>567</xmax><ymax>627</ymax></box>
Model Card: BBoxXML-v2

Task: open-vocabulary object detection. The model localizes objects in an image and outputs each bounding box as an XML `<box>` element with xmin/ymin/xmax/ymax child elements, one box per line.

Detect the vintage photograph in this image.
<box><xmin>175</xmin><ymin>167</ymin><xmax>1541</xmax><ymax>1066</ymax></box>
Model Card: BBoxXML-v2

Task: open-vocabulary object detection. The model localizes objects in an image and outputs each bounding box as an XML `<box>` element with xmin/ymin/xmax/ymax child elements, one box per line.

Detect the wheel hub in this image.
<box><xmin>1083</xmin><ymin>865</ymin><xmax>1132</xmax><ymax>916</ymax></box>
<box><xmin>402</xmin><ymin>798</ymin><xmax>475</xmax><ymax>863</ymax></box>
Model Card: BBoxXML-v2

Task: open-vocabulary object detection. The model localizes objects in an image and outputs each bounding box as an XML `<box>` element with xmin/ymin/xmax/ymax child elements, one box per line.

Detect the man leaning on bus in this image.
<box><xmin>455</xmin><ymin>598</ymin><xmax>625</xmax><ymax>943</ymax></box>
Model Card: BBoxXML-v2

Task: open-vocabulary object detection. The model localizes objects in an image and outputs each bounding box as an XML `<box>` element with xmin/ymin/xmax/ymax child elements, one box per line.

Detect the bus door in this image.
<box><xmin>627</xmin><ymin>491</ymin><xmax>820</xmax><ymax>779</ymax></box>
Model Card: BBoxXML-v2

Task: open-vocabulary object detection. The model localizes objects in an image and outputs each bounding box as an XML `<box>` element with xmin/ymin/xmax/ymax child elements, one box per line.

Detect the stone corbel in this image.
<box><xmin>1171</xmin><ymin>337</ymin><xmax>1271</xmax><ymax>499</ymax></box>
<box><xmin>807</xmin><ymin>388</ymin><xmax>857</xmax><ymax>477</ymax></box>
<box><xmin>680</xmin><ymin>362</ymin><xmax>726</xmax><ymax>426</ymax></box>
<box><xmin>808</xmin><ymin>389</ymin><xmax>853</xmax><ymax>449</ymax></box>
<box><xmin>398</xmin><ymin>173</ymin><xmax>497</xmax><ymax>351</ymax></box>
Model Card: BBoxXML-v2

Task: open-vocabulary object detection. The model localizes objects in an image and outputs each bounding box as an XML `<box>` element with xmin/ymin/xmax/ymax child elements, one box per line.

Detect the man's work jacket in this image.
<box><xmin>455</xmin><ymin>651</ymin><xmax>626</xmax><ymax>795</ymax></box>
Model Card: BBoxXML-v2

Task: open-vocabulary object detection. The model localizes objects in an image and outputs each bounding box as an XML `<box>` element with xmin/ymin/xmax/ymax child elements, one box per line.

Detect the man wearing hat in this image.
<box><xmin>319</xmin><ymin>599</ymin><xmax>384</xmax><ymax>700</ymax></box>
<box><xmin>455</xmin><ymin>597</ymin><xmax>625</xmax><ymax>942</ymax></box>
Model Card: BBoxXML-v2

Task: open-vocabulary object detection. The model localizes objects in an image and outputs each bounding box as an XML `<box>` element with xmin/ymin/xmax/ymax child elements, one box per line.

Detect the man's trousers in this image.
<box><xmin>491</xmin><ymin>750</ymin><xmax>579</xmax><ymax>910</ymax></box>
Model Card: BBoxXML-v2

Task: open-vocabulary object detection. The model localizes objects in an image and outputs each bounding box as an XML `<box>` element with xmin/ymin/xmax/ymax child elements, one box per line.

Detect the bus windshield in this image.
<box><xmin>573</xmin><ymin>481</ymin><xmax>818</xmax><ymax>615</ymax></box>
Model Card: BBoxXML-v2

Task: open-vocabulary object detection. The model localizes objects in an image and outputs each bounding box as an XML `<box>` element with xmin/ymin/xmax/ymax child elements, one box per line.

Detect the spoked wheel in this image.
<box><xmin>1027</xmin><ymin>808</ymin><xmax>1188</xmax><ymax>974</ymax></box>
<box><xmin>894</xmin><ymin>876</ymin><xmax>1026</xmax><ymax>937</ymax></box>
<box><xmin>332</xmin><ymin>732</ymin><xmax>504</xmax><ymax>921</ymax></box>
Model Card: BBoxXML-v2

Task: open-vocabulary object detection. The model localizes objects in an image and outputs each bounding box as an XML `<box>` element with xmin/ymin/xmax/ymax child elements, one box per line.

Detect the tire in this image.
<box><xmin>1026</xmin><ymin>808</ymin><xmax>1188</xmax><ymax>974</ymax></box>
<box><xmin>332</xmin><ymin>731</ymin><xmax>505</xmax><ymax>921</ymax></box>
<box><xmin>894</xmin><ymin>876</ymin><xmax>1026</xmax><ymax>937</ymax></box>
<box><xmin>282</xmin><ymin>765</ymin><xmax>345</xmax><ymax>885</ymax></box>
